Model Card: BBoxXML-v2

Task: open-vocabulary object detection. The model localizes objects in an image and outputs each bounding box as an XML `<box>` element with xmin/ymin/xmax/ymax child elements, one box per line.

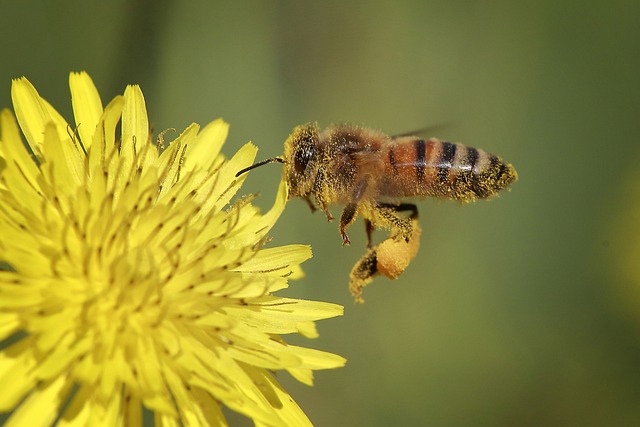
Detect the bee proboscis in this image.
<box><xmin>237</xmin><ymin>123</ymin><xmax>518</xmax><ymax>302</ymax></box>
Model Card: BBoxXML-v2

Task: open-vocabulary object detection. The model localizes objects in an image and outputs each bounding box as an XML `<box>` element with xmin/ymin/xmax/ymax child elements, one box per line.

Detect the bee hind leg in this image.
<box><xmin>375</xmin><ymin>203</ymin><xmax>419</xmax><ymax>242</ymax></box>
<box><xmin>349</xmin><ymin>247</ymin><xmax>378</xmax><ymax>303</ymax></box>
<box><xmin>377</xmin><ymin>202</ymin><xmax>419</xmax><ymax>219</ymax></box>
<box><xmin>349</xmin><ymin>214</ymin><xmax>422</xmax><ymax>303</ymax></box>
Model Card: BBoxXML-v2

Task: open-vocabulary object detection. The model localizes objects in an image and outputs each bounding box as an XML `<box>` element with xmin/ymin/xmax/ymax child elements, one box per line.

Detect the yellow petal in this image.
<box><xmin>0</xmin><ymin>109</ymin><xmax>40</xmax><ymax>186</ymax></box>
<box><xmin>253</xmin><ymin>296</ymin><xmax>344</xmax><ymax>321</ymax></box>
<box><xmin>91</xmin><ymin>387</ymin><xmax>124</xmax><ymax>427</ymax></box>
<box><xmin>246</xmin><ymin>367</ymin><xmax>313</xmax><ymax>427</ymax></box>
<box><xmin>32</xmin><ymin>331</ymin><xmax>87</xmax><ymax>379</ymax></box>
<box><xmin>296</xmin><ymin>321</ymin><xmax>318</xmax><ymax>338</ymax></box>
<box><xmin>130</xmin><ymin>338</ymin><xmax>175</xmax><ymax>414</ymax></box>
<box><xmin>155</xmin><ymin>123</ymin><xmax>199</xmax><ymax>200</ymax></box>
<box><xmin>56</xmin><ymin>385</ymin><xmax>91</xmax><ymax>427</ymax></box>
<box><xmin>225</xmin><ymin>340</ymin><xmax>301</xmax><ymax>370</ymax></box>
<box><xmin>11</xmin><ymin>77</ymin><xmax>72</xmax><ymax>159</ymax></box>
<box><xmin>121</xmin><ymin>84</ymin><xmax>149</xmax><ymax>161</ymax></box>
<box><xmin>178</xmin><ymin>387</ymin><xmax>227</xmax><ymax>426</ymax></box>
<box><xmin>0</xmin><ymin>312</ymin><xmax>19</xmax><ymax>340</ymax></box>
<box><xmin>224</xmin><ymin>178</ymin><xmax>288</xmax><ymax>249</ymax></box>
<box><xmin>224</xmin><ymin>297</ymin><xmax>342</xmax><ymax>337</ymax></box>
<box><xmin>0</xmin><ymin>223</ymin><xmax>51</xmax><ymax>274</ymax></box>
<box><xmin>87</xmin><ymin>94</ymin><xmax>124</xmax><ymax>199</ymax></box>
<box><xmin>42</xmin><ymin>121</ymin><xmax>84</xmax><ymax>191</ymax></box>
<box><xmin>123</xmin><ymin>392</ymin><xmax>143</xmax><ymax>427</ymax></box>
<box><xmin>0</xmin><ymin>339</ymin><xmax>38</xmax><ymax>411</ymax></box>
<box><xmin>186</xmin><ymin>352</ymin><xmax>276</xmax><ymax>424</ymax></box>
<box><xmin>59</xmin><ymin>385</ymin><xmax>124</xmax><ymax>427</ymax></box>
<box><xmin>155</xmin><ymin>412</ymin><xmax>182</xmax><ymax>427</ymax></box>
<box><xmin>287</xmin><ymin>367</ymin><xmax>315</xmax><ymax>386</ymax></box>
<box><xmin>4</xmin><ymin>374</ymin><xmax>72</xmax><ymax>427</ymax></box>
<box><xmin>204</xmin><ymin>142</ymin><xmax>257</xmax><ymax>216</ymax></box>
<box><xmin>286</xmin><ymin>264</ymin><xmax>306</xmax><ymax>280</ymax></box>
<box><xmin>246</xmin><ymin>178</ymin><xmax>289</xmax><ymax>239</ymax></box>
<box><xmin>0</xmin><ymin>109</ymin><xmax>43</xmax><ymax>212</ymax></box>
<box><xmin>69</xmin><ymin>71</ymin><xmax>103</xmax><ymax>150</ymax></box>
<box><xmin>182</xmin><ymin>118</ymin><xmax>229</xmax><ymax>173</ymax></box>
<box><xmin>234</xmin><ymin>245</ymin><xmax>312</xmax><ymax>275</ymax></box>
<box><xmin>10</xmin><ymin>77</ymin><xmax>50</xmax><ymax>157</ymax></box>
<box><xmin>286</xmin><ymin>344</ymin><xmax>347</xmax><ymax>370</ymax></box>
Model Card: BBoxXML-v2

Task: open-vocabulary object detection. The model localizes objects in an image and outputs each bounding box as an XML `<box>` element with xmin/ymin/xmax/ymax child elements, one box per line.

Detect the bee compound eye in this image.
<box><xmin>293</xmin><ymin>146</ymin><xmax>314</xmax><ymax>174</ymax></box>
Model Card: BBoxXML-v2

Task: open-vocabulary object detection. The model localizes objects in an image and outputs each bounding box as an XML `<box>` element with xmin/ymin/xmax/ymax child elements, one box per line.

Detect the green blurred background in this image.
<box><xmin>2</xmin><ymin>1</ymin><xmax>640</xmax><ymax>425</ymax></box>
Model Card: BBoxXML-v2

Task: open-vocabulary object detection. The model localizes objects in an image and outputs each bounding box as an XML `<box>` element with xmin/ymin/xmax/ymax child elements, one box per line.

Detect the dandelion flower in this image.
<box><xmin>0</xmin><ymin>72</ymin><xmax>345</xmax><ymax>426</ymax></box>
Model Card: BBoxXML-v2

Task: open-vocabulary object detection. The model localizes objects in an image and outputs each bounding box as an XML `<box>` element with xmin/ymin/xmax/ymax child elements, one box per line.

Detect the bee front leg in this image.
<box><xmin>315</xmin><ymin>192</ymin><xmax>334</xmax><ymax>222</ymax></box>
<box><xmin>303</xmin><ymin>195</ymin><xmax>317</xmax><ymax>213</ymax></box>
<box><xmin>313</xmin><ymin>166</ymin><xmax>334</xmax><ymax>222</ymax></box>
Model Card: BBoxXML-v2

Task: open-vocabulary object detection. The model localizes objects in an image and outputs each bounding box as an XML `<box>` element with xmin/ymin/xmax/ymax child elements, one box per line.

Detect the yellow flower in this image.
<box><xmin>0</xmin><ymin>73</ymin><xmax>345</xmax><ymax>426</ymax></box>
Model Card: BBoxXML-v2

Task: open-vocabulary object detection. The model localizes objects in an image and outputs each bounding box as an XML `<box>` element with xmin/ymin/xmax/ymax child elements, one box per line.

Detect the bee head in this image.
<box><xmin>283</xmin><ymin>122</ymin><xmax>320</xmax><ymax>198</ymax></box>
<box><xmin>234</xmin><ymin>122</ymin><xmax>320</xmax><ymax>200</ymax></box>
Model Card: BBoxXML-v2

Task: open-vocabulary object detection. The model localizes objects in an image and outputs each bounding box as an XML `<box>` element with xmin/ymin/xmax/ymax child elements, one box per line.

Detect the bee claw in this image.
<box><xmin>341</xmin><ymin>232</ymin><xmax>351</xmax><ymax>246</ymax></box>
<box><xmin>303</xmin><ymin>196</ymin><xmax>317</xmax><ymax>213</ymax></box>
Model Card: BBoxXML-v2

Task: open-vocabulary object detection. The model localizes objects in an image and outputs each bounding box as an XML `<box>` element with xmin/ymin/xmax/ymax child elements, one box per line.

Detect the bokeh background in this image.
<box><xmin>2</xmin><ymin>1</ymin><xmax>640</xmax><ymax>425</ymax></box>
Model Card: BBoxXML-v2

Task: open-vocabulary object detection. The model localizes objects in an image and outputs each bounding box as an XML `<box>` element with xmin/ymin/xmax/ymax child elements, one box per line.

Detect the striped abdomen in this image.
<box><xmin>381</xmin><ymin>137</ymin><xmax>517</xmax><ymax>201</ymax></box>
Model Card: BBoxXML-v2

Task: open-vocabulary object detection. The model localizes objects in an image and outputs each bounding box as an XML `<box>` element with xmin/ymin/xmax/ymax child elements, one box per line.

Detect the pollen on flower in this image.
<box><xmin>0</xmin><ymin>72</ymin><xmax>344</xmax><ymax>426</ymax></box>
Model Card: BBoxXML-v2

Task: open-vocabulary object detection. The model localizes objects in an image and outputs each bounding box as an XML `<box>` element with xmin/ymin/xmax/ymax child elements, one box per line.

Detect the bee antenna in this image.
<box><xmin>235</xmin><ymin>157</ymin><xmax>285</xmax><ymax>177</ymax></box>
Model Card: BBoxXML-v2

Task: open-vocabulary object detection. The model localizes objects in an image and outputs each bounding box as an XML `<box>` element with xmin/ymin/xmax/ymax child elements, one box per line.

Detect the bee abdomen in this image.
<box><xmin>450</xmin><ymin>143</ymin><xmax>518</xmax><ymax>200</ymax></box>
<box><xmin>384</xmin><ymin>138</ymin><xmax>518</xmax><ymax>200</ymax></box>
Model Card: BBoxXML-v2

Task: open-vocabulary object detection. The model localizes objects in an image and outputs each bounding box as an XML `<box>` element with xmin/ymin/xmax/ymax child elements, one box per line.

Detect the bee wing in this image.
<box><xmin>392</xmin><ymin>122</ymin><xmax>454</xmax><ymax>139</ymax></box>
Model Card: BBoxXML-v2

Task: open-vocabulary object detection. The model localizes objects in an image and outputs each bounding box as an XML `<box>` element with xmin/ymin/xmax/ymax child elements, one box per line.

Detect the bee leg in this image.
<box><xmin>362</xmin><ymin>203</ymin><xmax>416</xmax><ymax>248</ymax></box>
<box><xmin>339</xmin><ymin>203</ymin><xmax>359</xmax><ymax>245</ymax></box>
<box><xmin>375</xmin><ymin>203</ymin><xmax>418</xmax><ymax>242</ymax></box>
<box><xmin>383</xmin><ymin>203</ymin><xmax>419</xmax><ymax>220</ymax></box>
<box><xmin>349</xmin><ymin>248</ymin><xmax>378</xmax><ymax>303</ymax></box>
<box><xmin>315</xmin><ymin>192</ymin><xmax>334</xmax><ymax>222</ymax></box>
<box><xmin>364</xmin><ymin>219</ymin><xmax>374</xmax><ymax>248</ymax></box>
<box><xmin>339</xmin><ymin>177</ymin><xmax>371</xmax><ymax>246</ymax></box>
<box><xmin>303</xmin><ymin>195</ymin><xmax>317</xmax><ymax>212</ymax></box>
<box><xmin>349</xmin><ymin>215</ymin><xmax>422</xmax><ymax>303</ymax></box>
<box><xmin>313</xmin><ymin>167</ymin><xmax>334</xmax><ymax>221</ymax></box>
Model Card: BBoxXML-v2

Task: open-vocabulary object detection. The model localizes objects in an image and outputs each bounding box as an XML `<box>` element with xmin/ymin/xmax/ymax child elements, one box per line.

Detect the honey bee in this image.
<box><xmin>237</xmin><ymin>122</ymin><xmax>517</xmax><ymax>302</ymax></box>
